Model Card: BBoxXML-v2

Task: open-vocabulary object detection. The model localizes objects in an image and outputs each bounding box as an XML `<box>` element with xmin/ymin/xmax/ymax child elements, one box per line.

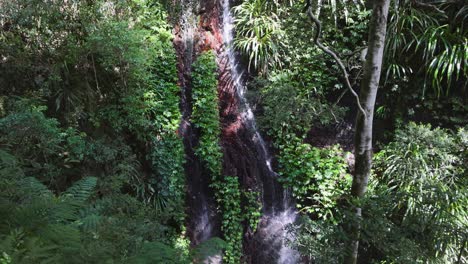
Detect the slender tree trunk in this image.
<box><xmin>345</xmin><ymin>0</ymin><xmax>390</xmax><ymax>263</ymax></box>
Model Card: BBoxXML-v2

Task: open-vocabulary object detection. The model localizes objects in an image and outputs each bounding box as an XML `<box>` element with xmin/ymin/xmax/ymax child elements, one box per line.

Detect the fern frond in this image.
<box><xmin>0</xmin><ymin>149</ymin><xmax>19</xmax><ymax>169</ymax></box>
<box><xmin>21</xmin><ymin>177</ymin><xmax>53</xmax><ymax>199</ymax></box>
<box><xmin>14</xmin><ymin>198</ymin><xmax>54</xmax><ymax>228</ymax></box>
<box><xmin>38</xmin><ymin>223</ymin><xmax>81</xmax><ymax>250</ymax></box>
<box><xmin>0</xmin><ymin>229</ymin><xmax>60</xmax><ymax>264</ymax></box>
<box><xmin>78</xmin><ymin>212</ymin><xmax>101</xmax><ymax>232</ymax></box>
<box><xmin>50</xmin><ymin>199</ymin><xmax>80</xmax><ymax>222</ymax></box>
<box><xmin>128</xmin><ymin>242</ymin><xmax>183</xmax><ymax>264</ymax></box>
<box><xmin>192</xmin><ymin>237</ymin><xmax>227</xmax><ymax>262</ymax></box>
<box><xmin>61</xmin><ymin>177</ymin><xmax>97</xmax><ymax>204</ymax></box>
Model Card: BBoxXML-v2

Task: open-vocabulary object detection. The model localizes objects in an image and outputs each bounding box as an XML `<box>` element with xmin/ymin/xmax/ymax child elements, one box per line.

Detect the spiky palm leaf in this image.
<box><xmin>384</xmin><ymin>0</ymin><xmax>467</xmax><ymax>95</ymax></box>
<box><xmin>233</xmin><ymin>0</ymin><xmax>284</xmax><ymax>73</ymax></box>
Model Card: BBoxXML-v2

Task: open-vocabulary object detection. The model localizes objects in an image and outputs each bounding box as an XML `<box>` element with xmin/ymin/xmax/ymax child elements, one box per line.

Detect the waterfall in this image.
<box><xmin>220</xmin><ymin>1</ymin><xmax>300</xmax><ymax>263</ymax></box>
<box><xmin>176</xmin><ymin>0</ymin><xmax>301</xmax><ymax>262</ymax></box>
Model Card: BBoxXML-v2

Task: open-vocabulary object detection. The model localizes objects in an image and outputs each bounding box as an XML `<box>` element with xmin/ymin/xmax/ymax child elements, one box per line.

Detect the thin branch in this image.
<box><xmin>91</xmin><ymin>54</ymin><xmax>101</xmax><ymax>94</ymax></box>
<box><xmin>334</xmin><ymin>87</ymin><xmax>348</xmax><ymax>106</ymax></box>
<box><xmin>457</xmin><ymin>237</ymin><xmax>466</xmax><ymax>264</ymax></box>
<box><xmin>305</xmin><ymin>1</ymin><xmax>367</xmax><ymax>118</ymax></box>
<box><xmin>411</xmin><ymin>0</ymin><xmax>445</xmax><ymax>15</ymax></box>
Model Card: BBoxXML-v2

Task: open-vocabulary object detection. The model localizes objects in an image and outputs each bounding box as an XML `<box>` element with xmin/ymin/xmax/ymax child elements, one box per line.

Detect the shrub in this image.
<box><xmin>277</xmin><ymin>133</ymin><xmax>351</xmax><ymax>222</ymax></box>
<box><xmin>372</xmin><ymin>123</ymin><xmax>467</xmax><ymax>262</ymax></box>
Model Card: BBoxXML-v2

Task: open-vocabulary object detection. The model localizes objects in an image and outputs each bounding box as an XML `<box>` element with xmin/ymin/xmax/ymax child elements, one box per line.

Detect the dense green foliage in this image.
<box><xmin>370</xmin><ymin>123</ymin><xmax>467</xmax><ymax>263</ymax></box>
<box><xmin>384</xmin><ymin>0</ymin><xmax>467</xmax><ymax>95</ymax></box>
<box><xmin>0</xmin><ymin>0</ymin><xmax>190</xmax><ymax>262</ymax></box>
<box><xmin>233</xmin><ymin>0</ymin><xmax>284</xmax><ymax>73</ymax></box>
<box><xmin>377</xmin><ymin>0</ymin><xmax>467</xmax><ymax>131</ymax></box>
<box><xmin>254</xmin><ymin>71</ymin><xmax>347</xmax><ymax>133</ymax></box>
<box><xmin>1</xmin><ymin>0</ymin><xmax>466</xmax><ymax>262</ymax></box>
<box><xmin>278</xmin><ymin>139</ymin><xmax>351</xmax><ymax>221</ymax></box>
<box><xmin>236</xmin><ymin>0</ymin><xmax>467</xmax><ymax>262</ymax></box>
<box><xmin>242</xmin><ymin>190</ymin><xmax>262</xmax><ymax>232</ymax></box>
<box><xmin>0</xmin><ymin>127</ymin><xmax>190</xmax><ymax>263</ymax></box>
<box><xmin>191</xmin><ymin>52</ymin><xmax>243</xmax><ymax>263</ymax></box>
<box><xmin>191</xmin><ymin>52</ymin><xmax>223</xmax><ymax>183</ymax></box>
<box><xmin>288</xmin><ymin>123</ymin><xmax>467</xmax><ymax>263</ymax></box>
<box><xmin>218</xmin><ymin>176</ymin><xmax>243</xmax><ymax>263</ymax></box>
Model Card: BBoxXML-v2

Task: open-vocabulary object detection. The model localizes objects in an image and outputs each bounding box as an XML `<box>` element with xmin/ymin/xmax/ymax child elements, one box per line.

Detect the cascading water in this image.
<box><xmin>176</xmin><ymin>0</ymin><xmax>301</xmax><ymax>262</ymax></box>
<box><xmin>220</xmin><ymin>1</ymin><xmax>300</xmax><ymax>263</ymax></box>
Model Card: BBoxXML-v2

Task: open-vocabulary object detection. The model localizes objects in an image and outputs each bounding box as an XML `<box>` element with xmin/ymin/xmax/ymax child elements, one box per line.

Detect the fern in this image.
<box><xmin>0</xmin><ymin>150</ymin><xmax>19</xmax><ymax>170</ymax></box>
<box><xmin>21</xmin><ymin>177</ymin><xmax>53</xmax><ymax>199</ymax></box>
<box><xmin>77</xmin><ymin>206</ymin><xmax>102</xmax><ymax>233</ymax></box>
<box><xmin>0</xmin><ymin>230</ymin><xmax>61</xmax><ymax>264</ymax></box>
<box><xmin>192</xmin><ymin>237</ymin><xmax>227</xmax><ymax>262</ymax></box>
<box><xmin>127</xmin><ymin>242</ymin><xmax>185</xmax><ymax>264</ymax></box>
<box><xmin>61</xmin><ymin>177</ymin><xmax>97</xmax><ymax>204</ymax></box>
<box><xmin>0</xmin><ymin>177</ymin><xmax>98</xmax><ymax>263</ymax></box>
<box><xmin>38</xmin><ymin>224</ymin><xmax>81</xmax><ymax>250</ymax></box>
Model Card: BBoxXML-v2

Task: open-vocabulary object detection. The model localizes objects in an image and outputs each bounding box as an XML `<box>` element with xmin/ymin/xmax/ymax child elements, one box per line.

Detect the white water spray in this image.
<box><xmin>221</xmin><ymin>1</ymin><xmax>300</xmax><ymax>263</ymax></box>
<box><xmin>221</xmin><ymin>0</ymin><xmax>275</xmax><ymax>176</ymax></box>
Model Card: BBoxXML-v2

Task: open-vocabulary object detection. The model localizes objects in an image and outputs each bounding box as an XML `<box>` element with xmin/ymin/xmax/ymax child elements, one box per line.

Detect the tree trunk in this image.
<box><xmin>345</xmin><ymin>0</ymin><xmax>390</xmax><ymax>263</ymax></box>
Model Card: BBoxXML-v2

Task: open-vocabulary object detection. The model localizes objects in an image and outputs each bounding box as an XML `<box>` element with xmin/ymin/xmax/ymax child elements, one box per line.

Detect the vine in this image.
<box><xmin>191</xmin><ymin>51</ymin><xmax>223</xmax><ymax>179</ymax></box>
<box><xmin>191</xmin><ymin>51</ymin><xmax>243</xmax><ymax>263</ymax></box>
<box><xmin>219</xmin><ymin>176</ymin><xmax>243</xmax><ymax>263</ymax></box>
<box><xmin>242</xmin><ymin>189</ymin><xmax>262</xmax><ymax>232</ymax></box>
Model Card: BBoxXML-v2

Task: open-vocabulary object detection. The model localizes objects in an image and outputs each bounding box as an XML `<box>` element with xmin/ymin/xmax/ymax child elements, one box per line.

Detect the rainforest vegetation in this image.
<box><xmin>0</xmin><ymin>0</ymin><xmax>466</xmax><ymax>263</ymax></box>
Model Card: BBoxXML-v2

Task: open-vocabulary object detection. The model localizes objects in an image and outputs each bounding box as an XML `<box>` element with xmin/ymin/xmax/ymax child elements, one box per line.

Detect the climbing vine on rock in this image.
<box><xmin>191</xmin><ymin>51</ymin><xmax>243</xmax><ymax>263</ymax></box>
<box><xmin>192</xmin><ymin>51</ymin><xmax>223</xmax><ymax>181</ymax></box>
<box><xmin>219</xmin><ymin>176</ymin><xmax>243</xmax><ymax>263</ymax></box>
<box><xmin>242</xmin><ymin>190</ymin><xmax>262</xmax><ymax>232</ymax></box>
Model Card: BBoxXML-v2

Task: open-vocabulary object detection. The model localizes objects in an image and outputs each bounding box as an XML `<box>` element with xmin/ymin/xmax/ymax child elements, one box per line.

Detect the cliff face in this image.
<box><xmin>173</xmin><ymin>1</ymin><xmax>295</xmax><ymax>262</ymax></box>
<box><xmin>173</xmin><ymin>0</ymin><xmax>221</xmax><ymax>246</ymax></box>
<box><xmin>181</xmin><ymin>0</ymin><xmax>282</xmax><ymax>215</ymax></box>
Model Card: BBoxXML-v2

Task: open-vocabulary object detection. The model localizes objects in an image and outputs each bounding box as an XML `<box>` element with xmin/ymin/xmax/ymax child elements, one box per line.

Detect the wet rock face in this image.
<box><xmin>174</xmin><ymin>0</ymin><xmax>222</xmax><ymax>246</ymax></box>
<box><xmin>174</xmin><ymin>0</ymin><xmax>262</xmax><ymax>219</ymax></box>
<box><xmin>174</xmin><ymin>1</ymin><xmax>299</xmax><ymax>263</ymax></box>
<box><xmin>198</xmin><ymin>0</ymin><xmax>223</xmax><ymax>52</ymax></box>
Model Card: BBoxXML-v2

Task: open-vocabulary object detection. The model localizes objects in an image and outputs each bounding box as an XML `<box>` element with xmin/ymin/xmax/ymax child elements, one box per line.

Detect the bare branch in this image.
<box><xmin>411</xmin><ymin>0</ymin><xmax>445</xmax><ymax>15</ymax></box>
<box><xmin>305</xmin><ymin>1</ymin><xmax>367</xmax><ymax>118</ymax></box>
